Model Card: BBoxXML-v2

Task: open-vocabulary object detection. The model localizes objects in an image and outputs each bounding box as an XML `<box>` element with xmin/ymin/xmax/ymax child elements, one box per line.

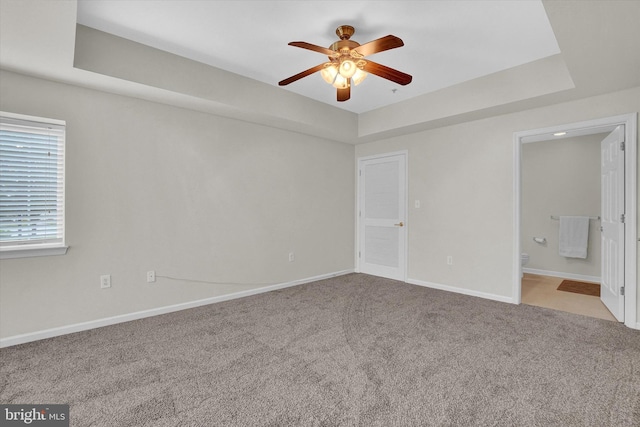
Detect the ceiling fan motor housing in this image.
<box><xmin>330</xmin><ymin>40</ymin><xmax>359</xmax><ymax>53</ymax></box>
<box><xmin>335</xmin><ymin>25</ymin><xmax>355</xmax><ymax>40</ymax></box>
<box><xmin>331</xmin><ymin>26</ymin><xmax>361</xmax><ymax>58</ymax></box>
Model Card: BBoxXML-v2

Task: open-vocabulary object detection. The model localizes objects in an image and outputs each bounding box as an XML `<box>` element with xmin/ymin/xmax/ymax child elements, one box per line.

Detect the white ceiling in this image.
<box><xmin>3</xmin><ymin>1</ymin><xmax>639</xmax><ymax>144</ymax></box>
<box><xmin>76</xmin><ymin>0</ymin><xmax>561</xmax><ymax>114</ymax></box>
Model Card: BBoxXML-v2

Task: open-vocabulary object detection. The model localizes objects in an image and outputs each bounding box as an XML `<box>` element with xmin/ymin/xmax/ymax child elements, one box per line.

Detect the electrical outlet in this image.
<box><xmin>289</xmin><ymin>252</ymin><xmax>295</xmax><ymax>262</ymax></box>
<box><xmin>147</xmin><ymin>271</ymin><xmax>156</xmax><ymax>283</ymax></box>
<box><xmin>447</xmin><ymin>256</ymin><xmax>453</xmax><ymax>265</ymax></box>
<box><xmin>100</xmin><ymin>274</ymin><xmax>111</xmax><ymax>289</ymax></box>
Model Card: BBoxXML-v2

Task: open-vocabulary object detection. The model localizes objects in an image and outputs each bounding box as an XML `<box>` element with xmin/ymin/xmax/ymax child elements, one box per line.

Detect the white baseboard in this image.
<box><xmin>0</xmin><ymin>269</ymin><xmax>354</xmax><ymax>348</ymax></box>
<box><xmin>522</xmin><ymin>268</ymin><xmax>600</xmax><ymax>284</ymax></box>
<box><xmin>407</xmin><ymin>278</ymin><xmax>514</xmax><ymax>304</ymax></box>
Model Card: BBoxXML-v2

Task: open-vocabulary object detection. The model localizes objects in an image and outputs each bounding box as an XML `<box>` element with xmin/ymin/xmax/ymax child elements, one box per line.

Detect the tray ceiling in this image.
<box><xmin>76</xmin><ymin>0</ymin><xmax>561</xmax><ymax>114</ymax></box>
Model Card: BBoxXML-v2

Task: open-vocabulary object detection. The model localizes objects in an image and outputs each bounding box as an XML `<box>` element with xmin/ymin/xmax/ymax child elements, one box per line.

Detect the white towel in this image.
<box><xmin>559</xmin><ymin>216</ymin><xmax>590</xmax><ymax>259</ymax></box>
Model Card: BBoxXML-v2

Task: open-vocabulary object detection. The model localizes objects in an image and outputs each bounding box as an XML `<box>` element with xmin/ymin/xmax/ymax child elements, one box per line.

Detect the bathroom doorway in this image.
<box><xmin>520</xmin><ymin>131</ymin><xmax>610</xmax><ymax>320</ymax></box>
<box><xmin>521</xmin><ymin>273</ymin><xmax>616</xmax><ymax>321</ymax></box>
<box><xmin>513</xmin><ymin>113</ymin><xmax>637</xmax><ymax>328</ymax></box>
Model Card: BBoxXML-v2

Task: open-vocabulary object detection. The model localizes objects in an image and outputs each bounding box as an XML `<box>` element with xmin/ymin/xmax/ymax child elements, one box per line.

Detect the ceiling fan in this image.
<box><xmin>278</xmin><ymin>25</ymin><xmax>412</xmax><ymax>102</ymax></box>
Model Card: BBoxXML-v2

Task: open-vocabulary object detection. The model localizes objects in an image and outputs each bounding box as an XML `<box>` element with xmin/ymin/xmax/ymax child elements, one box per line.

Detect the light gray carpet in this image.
<box><xmin>1</xmin><ymin>273</ymin><xmax>639</xmax><ymax>426</ymax></box>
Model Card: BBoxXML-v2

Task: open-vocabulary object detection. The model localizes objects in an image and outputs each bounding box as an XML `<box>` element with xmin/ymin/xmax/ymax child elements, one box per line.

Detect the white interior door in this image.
<box><xmin>600</xmin><ymin>126</ymin><xmax>625</xmax><ymax>321</ymax></box>
<box><xmin>358</xmin><ymin>153</ymin><xmax>407</xmax><ymax>281</ymax></box>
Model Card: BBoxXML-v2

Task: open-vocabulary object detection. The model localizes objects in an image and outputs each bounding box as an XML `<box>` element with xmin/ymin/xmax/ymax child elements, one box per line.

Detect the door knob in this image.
<box><xmin>394</xmin><ymin>222</ymin><xmax>404</xmax><ymax>227</ymax></box>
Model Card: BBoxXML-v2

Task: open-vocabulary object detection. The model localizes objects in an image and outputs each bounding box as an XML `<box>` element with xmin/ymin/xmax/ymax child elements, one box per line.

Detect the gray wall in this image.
<box><xmin>0</xmin><ymin>70</ymin><xmax>355</xmax><ymax>338</ymax></box>
<box><xmin>1</xmin><ymin>68</ymin><xmax>639</xmax><ymax>339</ymax></box>
<box><xmin>355</xmin><ymin>86</ymin><xmax>640</xmax><ymax>313</ymax></box>
<box><xmin>522</xmin><ymin>134</ymin><xmax>604</xmax><ymax>279</ymax></box>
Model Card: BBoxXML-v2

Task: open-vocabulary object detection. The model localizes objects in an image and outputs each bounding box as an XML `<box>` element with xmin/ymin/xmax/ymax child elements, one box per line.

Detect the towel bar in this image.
<box><xmin>550</xmin><ymin>215</ymin><xmax>600</xmax><ymax>221</ymax></box>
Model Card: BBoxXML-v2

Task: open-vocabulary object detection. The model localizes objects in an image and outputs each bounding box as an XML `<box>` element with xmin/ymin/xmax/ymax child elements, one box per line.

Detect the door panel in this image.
<box><xmin>365</xmin><ymin>161</ymin><xmax>400</xmax><ymax>219</ymax></box>
<box><xmin>359</xmin><ymin>153</ymin><xmax>406</xmax><ymax>281</ymax></box>
<box><xmin>364</xmin><ymin>225</ymin><xmax>399</xmax><ymax>267</ymax></box>
<box><xmin>600</xmin><ymin>126</ymin><xmax>625</xmax><ymax>321</ymax></box>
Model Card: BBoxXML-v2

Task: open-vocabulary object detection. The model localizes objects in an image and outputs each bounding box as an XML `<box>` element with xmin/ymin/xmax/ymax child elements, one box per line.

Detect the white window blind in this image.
<box><xmin>0</xmin><ymin>112</ymin><xmax>66</xmax><ymax>254</ymax></box>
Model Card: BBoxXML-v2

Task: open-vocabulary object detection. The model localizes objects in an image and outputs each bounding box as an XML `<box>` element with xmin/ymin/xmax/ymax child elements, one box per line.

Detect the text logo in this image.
<box><xmin>1</xmin><ymin>405</ymin><xmax>69</xmax><ymax>426</ymax></box>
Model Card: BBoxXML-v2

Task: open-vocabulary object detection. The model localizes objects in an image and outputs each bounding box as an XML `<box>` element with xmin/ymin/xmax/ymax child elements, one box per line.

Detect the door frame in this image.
<box><xmin>513</xmin><ymin>113</ymin><xmax>637</xmax><ymax>329</ymax></box>
<box><xmin>356</xmin><ymin>150</ymin><xmax>409</xmax><ymax>281</ymax></box>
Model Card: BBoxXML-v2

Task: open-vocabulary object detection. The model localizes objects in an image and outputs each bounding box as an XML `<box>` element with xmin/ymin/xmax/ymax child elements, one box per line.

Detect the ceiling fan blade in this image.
<box><xmin>288</xmin><ymin>41</ymin><xmax>337</xmax><ymax>57</ymax></box>
<box><xmin>362</xmin><ymin>61</ymin><xmax>412</xmax><ymax>86</ymax></box>
<box><xmin>279</xmin><ymin>63</ymin><xmax>327</xmax><ymax>86</ymax></box>
<box><xmin>337</xmin><ymin>86</ymin><xmax>350</xmax><ymax>102</ymax></box>
<box><xmin>353</xmin><ymin>35</ymin><xmax>404</xmax><ymax>57</ymax></box>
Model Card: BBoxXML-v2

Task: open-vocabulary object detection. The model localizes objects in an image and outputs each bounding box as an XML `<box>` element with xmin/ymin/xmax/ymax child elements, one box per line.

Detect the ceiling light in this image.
<box><xmin>339</xmin><ymin>59</ymin><xmax>357</xmax><ymax>79</ymax></box>
<box><xmin>281</xmin><ymin>25</ymin><xmax>411</xmax><ymax>102</ymax></box>
<box><xmin>321</xmin><ymin>62</ymin><xmax>367</xmax><ymax>88</ymax></box>
<box><xmin>553</xmin><ymin>132</ymin><xmax>567</xmax><ymax>136</ymax></box>
<box><xmin>320</xmin><ymin>64</ymin><xmax>338</xmax><ymax>85</ymax></box>
<box><xmin>332</xmin><ymin>73</ymin><xmax>349</xmax><ymax>89</ymax></box>
<box><xmin>352</xmin><ymin>68</ymin><xmax>367</xmax><ymax>86</ymax></box>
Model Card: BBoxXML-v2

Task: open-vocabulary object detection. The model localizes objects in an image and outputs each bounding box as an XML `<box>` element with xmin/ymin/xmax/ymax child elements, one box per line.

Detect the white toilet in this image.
<box><xmin>521</xmin><ymin>253</ymin><xmax>529</xmax><ymax>277</ymax></box>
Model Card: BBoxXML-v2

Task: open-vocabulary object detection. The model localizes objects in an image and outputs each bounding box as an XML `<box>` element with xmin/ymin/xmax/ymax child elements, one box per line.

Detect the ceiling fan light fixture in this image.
<box><xmin>338</xmin><ymin>58</ymin><xmax>357</xmax><ymax>79</ymax></box>
<box><xmin>332</xmin><ymin>73</ymin><xmax>349</xmax><ymax>89</ymax></box>
<box><xmin>320</xmin><ymin>63</ymin><xmax>338</xmax><ymax>84</ymax></box>
<box><xmin>352</xmin><ymin>69</ymin><xmax>367</xmax><ymax>86</ymax></box>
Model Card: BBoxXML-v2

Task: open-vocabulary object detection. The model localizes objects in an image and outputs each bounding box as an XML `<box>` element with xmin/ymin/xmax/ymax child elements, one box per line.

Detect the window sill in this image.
<box><xmin>0</xmin><ymin>246</ymin><xmax>69</xmax><ymax>260</ymax></box>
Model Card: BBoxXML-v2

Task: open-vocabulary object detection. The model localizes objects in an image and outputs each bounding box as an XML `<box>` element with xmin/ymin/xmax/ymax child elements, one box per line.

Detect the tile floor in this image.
<box><xmin>521</xmin><ymin>273</ymin><xmax>616</xmax><ymax>321</ymax></box>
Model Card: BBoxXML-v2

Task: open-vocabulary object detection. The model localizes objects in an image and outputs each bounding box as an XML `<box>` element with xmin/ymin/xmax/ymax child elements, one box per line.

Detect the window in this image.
<box><xmin>0</xmin><ymin>112</ymin><xmax>67</xmax><ymax>259</ymax></box>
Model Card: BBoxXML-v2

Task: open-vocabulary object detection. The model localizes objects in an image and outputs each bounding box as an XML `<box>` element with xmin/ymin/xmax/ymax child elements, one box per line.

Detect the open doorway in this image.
<box><xmin>513</xmin><ymin>113</ymin><xmax>637</xmax><ymax>328</ymax></box>
<box><xmin>521</xmin><ymin>274</ymin><xmax>616</xmax><ymax>321</ymax></box>
<box><xmin>520</xmin><ymin>131</ymin><xmax>612</xmax><ymax>320</ymax></box>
